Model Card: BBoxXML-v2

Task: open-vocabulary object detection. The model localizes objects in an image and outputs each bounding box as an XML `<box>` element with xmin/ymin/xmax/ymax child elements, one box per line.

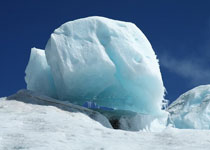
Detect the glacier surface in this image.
<box><xmin>1</xmin><ymin>96</ymin><xmax>210</xmax><ymax>150</ymax></box>
<box><xmin>167</xmin><ymin>85</ymin><xmax>210</xmax><ymax>129</ymax></box>
<box><xmin>25</xmin><ymin>16</ymin><xmax>165</xmax><ymax>115</ymax></box>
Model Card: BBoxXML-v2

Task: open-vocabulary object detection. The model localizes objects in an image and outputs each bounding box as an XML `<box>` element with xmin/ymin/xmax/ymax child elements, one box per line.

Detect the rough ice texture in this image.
<box><xmin>26</xmin><ymin>16</ymin><xmax>165</xmax><ymax>115</ymax></box>
<box><xmin>119</xmin><ymin>113</ymin><xmax>168</xmax><ymax>132</ymax></box>
<box><xmin>167</xmin><ymin>85</ymin><xmax>210</xmax><ymax>129</ymax></box>
<box><xmin>97</xmin><ymin>109</ymin><xmax>168</xmax><ymax>131</ymax></box>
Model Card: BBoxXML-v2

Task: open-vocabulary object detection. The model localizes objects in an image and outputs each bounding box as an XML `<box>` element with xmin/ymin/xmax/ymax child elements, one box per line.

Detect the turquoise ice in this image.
<box><xmin>25</xmin><ymin>17</ymin><xmax>165</xmax><ymax>115</ymax></box>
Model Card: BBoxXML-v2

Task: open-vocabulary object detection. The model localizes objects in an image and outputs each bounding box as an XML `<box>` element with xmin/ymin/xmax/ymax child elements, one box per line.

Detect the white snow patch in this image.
<box><xmin>1</xmin><ymin>98</ymin><xmax>210</xmax><ymax>150</ymax></box>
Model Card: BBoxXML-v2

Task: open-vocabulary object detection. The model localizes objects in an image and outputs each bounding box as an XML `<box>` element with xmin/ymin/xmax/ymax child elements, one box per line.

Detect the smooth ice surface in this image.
<box><xmin>25</xmin><ymin>48</ymin><xmax>57</xmax><ymax>98</ymax></box>
<box><xmin>168</xmin><ymin>85</ymin><xmax>210</xmax><ymax>129</ymax></box>
<box><xmin>1</xmin><ymin>97</ymin><xmax>210</xmax><ymax>150</ymax></box>
<box><xmin>43</xmin><ymin>16</ymin><xmax>165</xmax><ymax>115</ymax></box>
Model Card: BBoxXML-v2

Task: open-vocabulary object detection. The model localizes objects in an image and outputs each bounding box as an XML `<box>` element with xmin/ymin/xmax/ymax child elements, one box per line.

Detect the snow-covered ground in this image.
<box><xmin>1</xmin><ymin>97</ymin><xmax>210</xmax><ymax>150</ymax></box>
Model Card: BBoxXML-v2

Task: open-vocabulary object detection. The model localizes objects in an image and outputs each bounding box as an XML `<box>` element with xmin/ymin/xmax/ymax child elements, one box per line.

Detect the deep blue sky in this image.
<box><xmin>1</xmin><ymin>0</ymin><xmax>210</xmax><ymax>103</ymax></box>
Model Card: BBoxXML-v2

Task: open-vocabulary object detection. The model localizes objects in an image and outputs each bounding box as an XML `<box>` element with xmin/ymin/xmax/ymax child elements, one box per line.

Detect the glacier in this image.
<box><xmin>167</xmin><ymin>85</ymin><xmax>210</xmax><ymax>129</ymax></box>
<box><xmin>3</xmin><ymin>15</ymin><xmax>210</xmax><ymax>150</ymax></box>
<box><xmin>1</xmin><ymin>96</ymin><xmax>210</xmax><ymax>150</ymax></box>
<box><xmin>25</xmin><ymin>16</ymin><xmax>165</xmax><ymax>115</ymax></box>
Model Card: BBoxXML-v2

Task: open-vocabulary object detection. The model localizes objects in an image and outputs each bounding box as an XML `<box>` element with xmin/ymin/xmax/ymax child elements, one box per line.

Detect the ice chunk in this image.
<box><xmin>167</xmin><ymin>85</ymin><xmax>210</xmax><ymax>129</ymax></box>
<box><xmin>25</xmin><ymin>48</ymin><xmax>57</xmax><ymax>98</ymax></box>
<box><xmin>25</xmin><ymin>17</ymin><xmax>165</xmax><ymax>115</ymax></box>
<box><xmin>44</xmin><ymin>16</ymin><xmax>165</xmax><ymax>115</ymax></box>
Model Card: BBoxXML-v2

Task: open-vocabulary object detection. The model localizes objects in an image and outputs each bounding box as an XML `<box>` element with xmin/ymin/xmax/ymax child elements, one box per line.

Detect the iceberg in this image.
<box><xmin>25</xmin><ymin>16</ymin><xmax>165</xmax><ymax>115</ymax></box>
<box><xmin>167</xmin><ymin>85</ymin><xmax>210</xmax><ymax>129</ymax></box>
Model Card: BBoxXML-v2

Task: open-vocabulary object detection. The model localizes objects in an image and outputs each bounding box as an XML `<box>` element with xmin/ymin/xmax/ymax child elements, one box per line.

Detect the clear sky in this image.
<box><xmin>1</xmin><ymin>0</ymin><xmax>210</xmax><ymax>103</ymax></box>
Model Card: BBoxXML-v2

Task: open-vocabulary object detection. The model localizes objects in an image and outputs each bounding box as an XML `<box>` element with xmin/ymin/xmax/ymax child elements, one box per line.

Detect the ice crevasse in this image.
<box><xmin>25</xmin><ymin>16</ymin><xmax>165</xmax><ymax>115</ymax></box>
